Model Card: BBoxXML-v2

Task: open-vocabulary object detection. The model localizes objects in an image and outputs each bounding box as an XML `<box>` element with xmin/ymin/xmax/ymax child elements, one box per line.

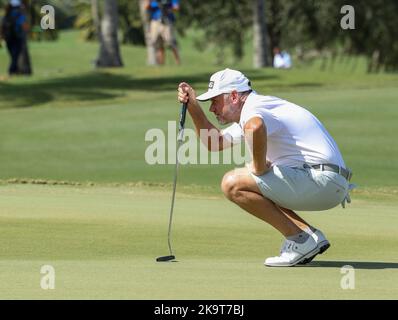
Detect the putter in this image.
<box><xmin>156</xmin><ymin>102</ymin><xmax>188</xmax><ymax>262</ymax></box>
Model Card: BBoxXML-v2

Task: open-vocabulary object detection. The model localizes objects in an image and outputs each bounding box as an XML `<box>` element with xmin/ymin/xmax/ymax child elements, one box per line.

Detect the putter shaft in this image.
<box><xmin>166</xmin><ymin>103</ymin><xmax>187</xmax><ymax>257</ymax></box>
<box><xmin>167</xmin><ymin>140</ymin><xmax>181</xmax><ymax>256</ymax></box>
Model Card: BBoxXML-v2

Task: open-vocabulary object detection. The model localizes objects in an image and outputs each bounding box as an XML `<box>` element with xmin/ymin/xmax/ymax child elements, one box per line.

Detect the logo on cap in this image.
<box><xmin>208</xmin><ymin>81</ymin><xmax>214</xmax><ymax>89</ymax></box>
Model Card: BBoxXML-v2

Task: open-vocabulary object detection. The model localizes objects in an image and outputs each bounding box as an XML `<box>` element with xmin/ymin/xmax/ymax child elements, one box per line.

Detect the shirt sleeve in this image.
<box><xmin>240</xmin><ymin>105</ymin><xmax>281</xmax><ymax>136</ymax></box>
<box><xmin>220</xmin><ymin>123</ymin><xmax>244</xmax><ymax>145</ymax></box>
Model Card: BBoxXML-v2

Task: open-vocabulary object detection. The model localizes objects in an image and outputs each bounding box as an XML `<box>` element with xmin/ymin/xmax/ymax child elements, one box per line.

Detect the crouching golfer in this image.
<box><xmin>177</xmin><ymin>68</ymin><xmax>354</xmax><ymax>267</ymax></box>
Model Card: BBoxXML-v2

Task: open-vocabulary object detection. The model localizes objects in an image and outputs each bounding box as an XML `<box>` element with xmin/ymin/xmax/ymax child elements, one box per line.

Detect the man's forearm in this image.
<box><xmin>251</xmin><ymin>136</ymin><xmax>267</xmax><ymax>175</ymax></box>
<box><xmin>187</xmin><ymin>100</ymin><xmax>222</xmax><ymax>151</ymax></box>
<box><xmin>245</xmin><ymin>118</ymin><xmax>268</xmax><ymax>175</ymax></box>
<box><xmin>188</xmin><ymin>100</ymin><xmax>214</xmax><ymax>132</ymax></box>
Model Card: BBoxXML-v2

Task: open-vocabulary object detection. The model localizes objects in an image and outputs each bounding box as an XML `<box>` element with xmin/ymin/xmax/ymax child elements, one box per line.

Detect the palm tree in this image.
<box><xmin>96</xmin><ymin>0</ymin><xmax>123</xmax><ymax>67</ymax></box>
<box><xmin>91</xmin><ymin>0</ymin><xmax>101</xmax><ymax>41</ymax></box>
<box><xmin>253</xmin><ymin>0</ymin><xmax>270</xmax><ymax>68</ymax></box>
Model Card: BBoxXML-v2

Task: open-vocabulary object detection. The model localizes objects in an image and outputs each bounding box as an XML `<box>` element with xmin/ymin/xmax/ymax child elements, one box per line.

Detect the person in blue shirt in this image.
<box><xmin>1</xmin><ymin>0</ymin><xmax>29</xmax><ymax>75</ymax></box>
<box><xmin>146</xmin><ymin>0</ymin><xmax>181</xmax><ymax>65</ymax></box>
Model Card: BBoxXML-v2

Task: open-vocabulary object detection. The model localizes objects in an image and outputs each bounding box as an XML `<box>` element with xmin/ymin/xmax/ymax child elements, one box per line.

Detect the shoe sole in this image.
<box><xmin>264</xmin><ymin>241</ymin><xmax>330</xmax><ymax>267</ymax></box>
<box><xmin>298</xmin><ymin>241</ymin><xmax>330</xmax><ymax>265</ymax></box>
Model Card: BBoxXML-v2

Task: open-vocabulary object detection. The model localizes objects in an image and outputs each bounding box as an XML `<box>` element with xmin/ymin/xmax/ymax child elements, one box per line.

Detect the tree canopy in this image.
<box><xmin>2</xmin><ymin>0</ymin><xmax>397</xmax><ymax>71</ymax></box>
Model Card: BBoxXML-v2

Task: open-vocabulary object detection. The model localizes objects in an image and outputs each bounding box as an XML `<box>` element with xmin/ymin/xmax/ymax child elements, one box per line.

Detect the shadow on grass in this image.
<box><xmin>0</xmin><ymin>70</ymin><xmax>322</xmax><ymax>109</ymax></box>
<box><xmin>0</xmin><ymin>71</ymin><xmax>222</xmax><ymax>108</ymax></box>
<box><xmin>302</xmin><ymin>260</ymin><xmax>398</xmax><ymax>270</ymax></box>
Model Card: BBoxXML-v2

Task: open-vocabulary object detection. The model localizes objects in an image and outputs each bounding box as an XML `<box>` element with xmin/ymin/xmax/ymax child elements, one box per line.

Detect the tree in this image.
<box><xmin>178</xmin><ymin>0</ymin><xmax>252</xmax><ymax>64</ymax></box>
<box><xmin>118</xmin><ymin>0</ymin><xmax>145</xmax><ymax>45</ymax></box>
<box><xmin>75</xmin><ymin>0</ymin><xmax>144</xmax><ymax>46</ymax></box>
<box><xmin>73</xmin><ymin>0</ymin><xmax>398</xmax><ymax>71</ymax></box>
<box><xmin>339</xmin><ymin>0</ymin><xmax>398</xmax><ymax>72</ymax></box>
<box><xmin>91</xmin><ymin>0</ymin><xmax>101</xmax><ymax>41</ymax></box>
<box><xmin>96</xmin><ymin>0</ymin><xmax>123</xmax><ymax>67</ymax></box>
<box><xmin>252</xmin><ymin>0</ymin><xmax>270</xmax><ymax>68</ymax></box>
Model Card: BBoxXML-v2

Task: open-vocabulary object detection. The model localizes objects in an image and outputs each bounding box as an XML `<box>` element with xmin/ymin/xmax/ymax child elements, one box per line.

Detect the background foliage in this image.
<box><xmin>1</xmin><ymin>0</ymin><xmax>398</xmax><ymax>70</ymax></box>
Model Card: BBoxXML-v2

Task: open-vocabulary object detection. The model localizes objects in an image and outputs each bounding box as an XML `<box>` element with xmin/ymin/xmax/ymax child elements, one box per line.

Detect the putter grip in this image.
<box><xmin>179</xmin><ymin>103</ymin><xmax>188</xmax><ymax>130</ymax></box>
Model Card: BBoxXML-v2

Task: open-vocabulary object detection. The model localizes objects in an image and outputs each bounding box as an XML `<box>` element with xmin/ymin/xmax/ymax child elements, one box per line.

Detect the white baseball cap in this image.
<box><xmin>10</xmin><ymin>0</ymin><xmax>21</xmax><ymax>6</ymax></box>
<box><xmin>196</xmin><ymin>68</ymin><xmax>251</xmax><ymax>101</ymax></box>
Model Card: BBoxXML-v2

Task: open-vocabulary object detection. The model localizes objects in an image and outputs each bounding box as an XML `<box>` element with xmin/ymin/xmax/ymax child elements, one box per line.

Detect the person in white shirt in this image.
<box><xmin>177</xmin><ymin>68</ymin><xmax>353</xmax><ymax>267</ymax></box>
<box><xmin>273</xmin><ymin>47</ymin><xmax>292</xmax><ymax>69</ymax></box>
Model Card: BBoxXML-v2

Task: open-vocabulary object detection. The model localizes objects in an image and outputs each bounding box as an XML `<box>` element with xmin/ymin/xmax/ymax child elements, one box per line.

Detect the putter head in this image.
<box><xmin>156</xmin><ymin>255</ymin><xmax>176</xmax><ymax>262</ymax></box>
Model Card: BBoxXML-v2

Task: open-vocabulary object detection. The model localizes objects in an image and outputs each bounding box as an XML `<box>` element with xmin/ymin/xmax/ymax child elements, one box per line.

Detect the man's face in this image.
<box><xmin>209</xmin><ymin>93</ymin><xmax>237</xmax><ymax>125</ymax></box>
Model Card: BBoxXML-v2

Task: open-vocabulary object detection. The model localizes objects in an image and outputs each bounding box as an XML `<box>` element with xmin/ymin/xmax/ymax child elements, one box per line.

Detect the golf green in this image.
<box><xmin>1</xmin><ymin>184</ymin><xmax>397</xmax><ymax>299</ymax></box>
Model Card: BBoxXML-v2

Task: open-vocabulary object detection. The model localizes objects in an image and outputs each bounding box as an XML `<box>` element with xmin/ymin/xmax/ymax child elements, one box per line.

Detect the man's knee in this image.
<box><xmin>221</xmin><ymin>169</ymin><xmax>269</xmax><ymax>203</ymax></box>
<box><xmin>221</xmin><ymin>171</ymin><xmax>241</xmax><ymax>201</ymax></box>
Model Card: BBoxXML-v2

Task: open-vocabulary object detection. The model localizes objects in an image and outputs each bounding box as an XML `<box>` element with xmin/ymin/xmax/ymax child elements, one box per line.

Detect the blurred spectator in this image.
<box><xmin>1</xmin><ymin>0</ymin><xmax>29</xmax><ymax>75</ymax></box>
<box><xmin>146</xmin><ymin>0</ymin><xmax>181</xmax><ymax>65</ymax></box>
<box><xmin>273</xmin><ymin>47</ymin><xmax>292</xmax><ymax>69</ymax></box>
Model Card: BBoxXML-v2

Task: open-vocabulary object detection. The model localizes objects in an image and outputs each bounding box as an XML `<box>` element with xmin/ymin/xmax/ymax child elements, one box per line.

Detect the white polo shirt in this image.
<box><xmin>221</xmin><ymin>92</ymin><xmax>346</xmax><ymax>168</ymax></box>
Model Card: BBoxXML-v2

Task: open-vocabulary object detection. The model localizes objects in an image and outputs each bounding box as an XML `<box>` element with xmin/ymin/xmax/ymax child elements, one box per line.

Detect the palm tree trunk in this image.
<box><xmin>138</xmin><ymin>0</ymin><xmax>157</xmax><ymax>65</ymax></box>
<box><xmin>91</xmin><ymin>0</ymin><xmax>101</xmax><ymax>40</ymax></box>
<box><xmin>253</xmin><ymin>0</ymin><xmax>270</xmax><ymax>68</ymax></box>
<box><xmin>96</xmin><ymin>0</ymin><xmax>123</xmax><ymax>67</ymax></box>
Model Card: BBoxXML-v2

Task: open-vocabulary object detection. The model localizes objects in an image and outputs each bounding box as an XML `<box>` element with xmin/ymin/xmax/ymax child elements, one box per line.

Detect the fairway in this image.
<box><xmin>1</xmin><ymin>32</ymin><xmax>398</xmax><ymax>188</ymax></box>
<box><xmin>1</xmin><ymin>183</ymin><xmax>397</xmax><ymax>299</ymax></box>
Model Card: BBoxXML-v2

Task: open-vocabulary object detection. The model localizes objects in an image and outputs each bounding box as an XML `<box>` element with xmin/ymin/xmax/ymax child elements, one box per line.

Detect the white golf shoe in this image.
<box><xmin>298</xmin><ymin>229</ymin><xmax>331</xmax><ymax>265</ymax></box>
<box><xmin>264</xmin><ymin>235</ymin><xmax>318</xmax><ymax>267</ymax></box>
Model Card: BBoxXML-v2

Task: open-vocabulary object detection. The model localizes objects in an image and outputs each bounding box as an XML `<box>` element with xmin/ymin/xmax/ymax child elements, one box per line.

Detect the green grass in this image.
<box><xmin>1</xmin><ymin>30</ymin><xmax>398</xmax><ymax>299</ymax></box>
<box><xmin>0</xmin><ymin>184</ymin><xmax>397</xmax><ymax>299</ymax></box>
<box><xmin>1</xmin><ymin>31</ymin><xmax>398</xmax><ymax>189</ymax></box>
